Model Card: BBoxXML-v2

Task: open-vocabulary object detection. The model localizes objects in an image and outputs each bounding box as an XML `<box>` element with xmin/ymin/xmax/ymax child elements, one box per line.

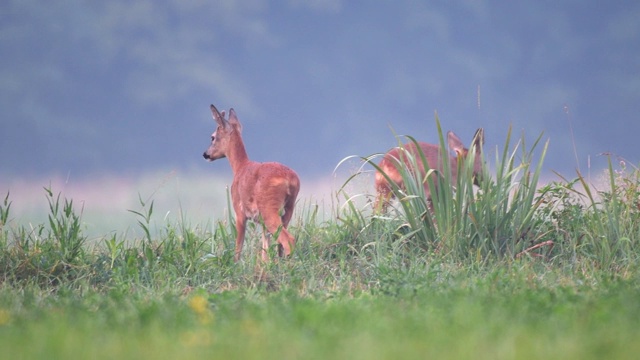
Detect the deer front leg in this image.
<box><xmin>234</xmin><ymin>215</ymin><xmax>247</xmax><ymax>262</ymax></box>
<box><xmin>374</xmin><ymin>186</ymin><xmax>393</xmax><ymax>213</ymax></box>
<box><xmin>260</xmin><ymin>230</ymin><xmax>271</xmax><ymax>262</ymax></box>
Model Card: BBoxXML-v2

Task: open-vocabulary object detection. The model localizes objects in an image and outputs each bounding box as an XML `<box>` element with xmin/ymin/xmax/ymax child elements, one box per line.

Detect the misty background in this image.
<box><xmin>2</xmin><ymin>1</ymin><xmax>639</xmax><ymax>236</ymax></box>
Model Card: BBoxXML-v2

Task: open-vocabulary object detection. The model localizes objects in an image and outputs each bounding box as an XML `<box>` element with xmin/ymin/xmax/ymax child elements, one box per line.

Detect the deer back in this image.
<box><xmin>375</xmin><ymin>141</ymin><xmax>446</xmax><ymax>196</ymax></box>
<box><xmin>232</xmin><ymin>160</ymin><xmax>300</xmax><ymax>220</ymax></box>
<box><xmin>375</xmin><ymin>128</ymin><xmax>484</xmax><ymax>198</ymax></box>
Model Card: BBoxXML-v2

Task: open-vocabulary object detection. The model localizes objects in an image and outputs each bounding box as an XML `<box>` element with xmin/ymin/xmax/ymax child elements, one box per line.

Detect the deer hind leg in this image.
<box><xmin>281</xmin><ymin>194</ymin><xmax>296</xmax><ymax>227</ymax></box>
<box><xmin>280</xmin><ymin>194</ymin><xmax>297</xmax><ymax>251</ymax></box>
<box><xmin>261</xmin><ymin>209</ymin><xmax>294</xmax><ymax>258</ymax></box>
<box><xmin>276</xmin><ymin>227</ymin><xmax>295</xmax><ymax>258</ymax></box>
<box><xmin>273</xmin><ymin>191</ymin><xmax>298</xmax><ymax>257</ymax></box>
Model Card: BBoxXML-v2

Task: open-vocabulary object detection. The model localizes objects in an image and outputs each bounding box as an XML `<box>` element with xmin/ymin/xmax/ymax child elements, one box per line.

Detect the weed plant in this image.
<box><xmin>350</xmin><ymin>118</ymin><xmax>551</xmax><ymax>262</ymax></box>
<box><xmin>1</xmin><ymin>124</ymin><xmax>640</xmax><ymax>359</ymax></box>
<box><xmin>536</xmin><ymin>158</ymin><xmax>640</xmax><ymax>269</ymax></box>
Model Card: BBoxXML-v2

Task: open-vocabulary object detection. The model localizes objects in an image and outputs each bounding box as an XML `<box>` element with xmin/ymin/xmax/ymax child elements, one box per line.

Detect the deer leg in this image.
<box><xmin>281</xmin><ymin>196</ymin><xmax>296</xmax><ymax>228</ymax></box>
<box><xmin>262</xmin><ymin>212</ymin><xmax>294</xmax><ymax>258</ymax></box>
<box><xmin>234</xmin><ymin>215</ymin><xmax>247</xmax><ymax>262</ymax></box>
<box><xmin>374</xmin><ymin>186</ymin><xmax>393</xmax><ymax>213</ymax></box>
<box><xmin>276</xmin><ymin>228</ymin><xmax>294</xmax><ymax>258</ymax></box>
<box><xmin>278</xmin><ymin>196</ymin><xmax>297</xmax><ymax>256</ymax></box>
<box><xmin>260</xmin><ymin>230</ymin><xmax>270</xmax><ymax>262</ymax></box>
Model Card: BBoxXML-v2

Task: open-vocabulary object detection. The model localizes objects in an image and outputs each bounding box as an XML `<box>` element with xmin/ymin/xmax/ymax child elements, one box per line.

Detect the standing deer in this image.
<box><xmin>203</xmin><ymin>104</ymin><xmax>300</xmax><ymax>262</ymax></box>
<box><xmin>374</xmin><ymin>129</ymin><xmax>484</xmax><ymax>212</ymax></box>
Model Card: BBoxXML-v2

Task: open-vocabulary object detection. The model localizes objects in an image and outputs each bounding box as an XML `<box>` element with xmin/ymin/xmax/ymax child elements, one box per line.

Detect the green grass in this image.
<box><xmin>1</xmin><ymin>126</ymin><xmax>640</xmax><ymax>359</ymax></box>
<box><xmin>1</xmin><ymin>265</ymin><xmax>638</xmax><ymax>359</ymax></box>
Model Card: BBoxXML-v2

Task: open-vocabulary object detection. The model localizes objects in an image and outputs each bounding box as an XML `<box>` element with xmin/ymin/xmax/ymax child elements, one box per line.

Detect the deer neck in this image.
<box><xmin>226</xmin><ymin>132</ymin><xmax>251</xmax><ymax>174</ymax></box>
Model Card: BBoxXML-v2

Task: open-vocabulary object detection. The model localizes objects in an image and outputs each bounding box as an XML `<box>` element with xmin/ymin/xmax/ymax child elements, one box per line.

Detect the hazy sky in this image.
<box><xmin>2</xmin><ymin>0</ymin><xmax>640</xmax><ymax>182</ymax></box>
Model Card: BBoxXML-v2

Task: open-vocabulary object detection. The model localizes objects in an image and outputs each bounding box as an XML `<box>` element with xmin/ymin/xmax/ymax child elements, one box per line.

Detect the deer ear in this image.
<box><xmin>471</xmin><ymin>129</ymin><xmax>484</xmax><ymax>154</ymax></box>
<box><xmin>473</xmin><ymin>128</ymin><xmax>484</xmax><ymax>148</ymax></box>
<box><xmin>447</xmin><ymin>131</ymin><xmax>465</xmax><ymax>154</ymax></box>
<box><xmin>210</xmin><ymin>104</ymin><xmax>227</xmax><ymax>128</ymax></box>
<box><xmin>228</xmin><ymin>108</ymin><xmax>243</xmax><ymax>133</ymax></box>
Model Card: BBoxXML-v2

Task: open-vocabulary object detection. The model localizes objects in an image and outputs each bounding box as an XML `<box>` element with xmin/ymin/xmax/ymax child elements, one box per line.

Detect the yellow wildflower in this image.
<box><xmin>0</xmin><ymin>309</ymin><xmax>10</xmax><ymax>326</ymax></box>
<box><xmin>188</xmin><ymin>295</ymin><xmax>214</xmax><ymax>325</ymax></box>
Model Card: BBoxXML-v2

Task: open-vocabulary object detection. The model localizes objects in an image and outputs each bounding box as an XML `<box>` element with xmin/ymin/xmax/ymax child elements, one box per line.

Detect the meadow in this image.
<box><xmin>1</xmin><ymin>125</ymin><xmax>639</xmax><ymax>359</ymax></box>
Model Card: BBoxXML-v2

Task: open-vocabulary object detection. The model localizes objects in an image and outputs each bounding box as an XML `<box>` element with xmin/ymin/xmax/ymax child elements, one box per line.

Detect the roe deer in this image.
<box><xmin>202</xmin><ymin>104</ymin><xmax>300</xmax><ymax>262</ymax></box>
<box><xmin>374</xmin><ymin>129</ymin><xmax>484</xmax><ymax>212</ymax></box>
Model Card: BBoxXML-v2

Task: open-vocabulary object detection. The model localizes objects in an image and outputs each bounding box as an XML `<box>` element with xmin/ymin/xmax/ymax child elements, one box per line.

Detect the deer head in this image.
<box><xmin>203</xmin><ymin>105</ymin><xmax>242</xmax><ymax>161</ymax></box>
<box><xmin>447</xmin><ymin>128</ymin><xmax>485</xmax><ymax>186</ymax></box>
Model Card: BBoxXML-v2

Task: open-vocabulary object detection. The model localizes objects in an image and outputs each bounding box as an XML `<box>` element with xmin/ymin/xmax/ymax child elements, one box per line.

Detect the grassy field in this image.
<box><xmin>2</xmin><ymin>128</ymin><xmax>640</xmax><ymax>359</ymax></box>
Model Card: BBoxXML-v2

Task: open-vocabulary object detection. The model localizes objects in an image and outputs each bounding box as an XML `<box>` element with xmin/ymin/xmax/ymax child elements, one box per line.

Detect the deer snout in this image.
<box><xmin>203</xmin><ymin>152</ymin><xmax>210</xmax><ymax>160</ymax></box>
<box><xmin>472</xmin><ymin>169</ymin><xmax>485</xmax><ymax>186</ymax></box>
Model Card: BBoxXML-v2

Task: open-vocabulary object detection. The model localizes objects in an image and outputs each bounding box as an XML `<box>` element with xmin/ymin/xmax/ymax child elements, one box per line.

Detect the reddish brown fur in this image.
<box><xmin>374</xmin><ymin>129</ymin><xmax>484</xmax><ymax>212</ymax></box>
<box><xmin>203</xmin><ymin>105</ymin><xmax>300</xmax><ymax>262</ymax></box>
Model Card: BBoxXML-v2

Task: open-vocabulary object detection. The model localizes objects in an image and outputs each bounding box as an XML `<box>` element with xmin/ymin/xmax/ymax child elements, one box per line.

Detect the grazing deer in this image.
<box><xmin>203</xmin><ymin>105</ymin><xmax>300</xmax><ymax>262</ymax></box>
<box><xmin>374</xmin><ymin>129</ymin><xmax>484</xmax><ymax>212</ymax></box>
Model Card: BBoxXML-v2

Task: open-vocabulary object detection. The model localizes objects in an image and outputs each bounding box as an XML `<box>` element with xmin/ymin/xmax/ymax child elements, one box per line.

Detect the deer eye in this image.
<box><xmin>211</xmin><ymin>135</ymin><xmax>215</xmax><ymax>141</ymax></box>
